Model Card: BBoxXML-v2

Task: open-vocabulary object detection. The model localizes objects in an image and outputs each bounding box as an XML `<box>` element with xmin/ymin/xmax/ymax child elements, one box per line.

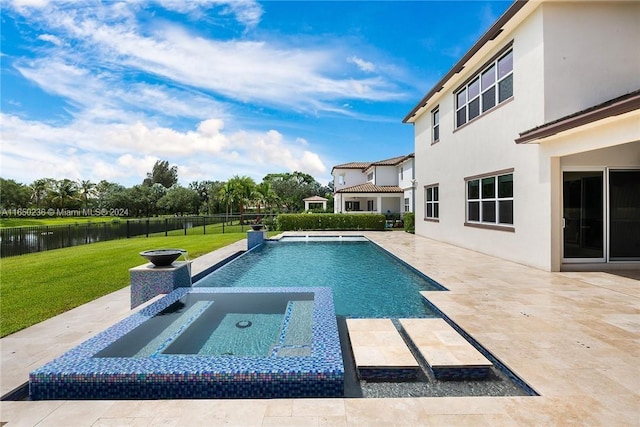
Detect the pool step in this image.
<box><xmin>271</xmin><ymin>300</ymin><xmax>314</xmax><ymax>357</ymax></box>
<box><xmin>346</xmin><ymin>318</ymin><xmax>419</xmax><ymax>380</ymax></box>
<box><xmin>399</xmin><ymin>318</ymin><xmax>492</xmax><ymax>380</ymax></box>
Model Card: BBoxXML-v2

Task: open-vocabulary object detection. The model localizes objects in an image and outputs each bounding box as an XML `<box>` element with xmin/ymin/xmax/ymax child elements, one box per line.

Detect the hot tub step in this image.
<box><xmin>399</xmin><ymin>318</ymin><xmax>492</xmax><ymax>380</ymax></box>
<box><xmin>271</xmin><ymin>300</ymin><xmax>314</xmax><ymax>357</ymax></box>
<box><xmin>346</xmin><ymin>318</ymin><xmax>419</xmax><ymax>380</ymax></box>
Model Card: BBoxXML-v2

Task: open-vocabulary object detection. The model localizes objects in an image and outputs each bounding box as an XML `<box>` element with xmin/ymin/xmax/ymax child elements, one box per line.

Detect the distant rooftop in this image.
<box><xmin>335</xmin><ymin>183</ymin><xmax>403</xmax><ymax>194</ymax></box>
<box><xmin>332</xmin><ymin>154</ymin><xmax>414</xmax><ymax>174</ymax></box>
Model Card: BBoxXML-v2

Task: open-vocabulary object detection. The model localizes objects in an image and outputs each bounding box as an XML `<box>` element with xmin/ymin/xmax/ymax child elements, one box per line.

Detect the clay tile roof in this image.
<box><xmin>303</xmin><ymin>196</ymin><xmax>328</xmax><ymax>201</ymax></box>
<box><xmin>370</xmin><ymin>154</ymin><xmax>414</xmax><ymax>167</ymax></box>
<box><xmin>336</xmin><ymin>183</ymin><xmax>403</xmax><ymax>193</ymax></box>
<box><xmin>332</xmin><ymin>153</ymin><xmax>414</xmax><ymax>173</ymax></box>
<box><xmin>332</xmin><ymin>161</ymin><xmax>372</xmax><ymax>170</ymax></box>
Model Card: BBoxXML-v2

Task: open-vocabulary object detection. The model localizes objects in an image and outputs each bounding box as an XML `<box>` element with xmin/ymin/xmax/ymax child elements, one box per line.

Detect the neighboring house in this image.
<box><xmin>404</xmin><ymin>0</ymin><xmax>639</xmax><ymax>272</ymax></box>
<box><xmin>332</xmin><ymin>154</ymin><xmax>415</xmax><ymax>215</ymax></box>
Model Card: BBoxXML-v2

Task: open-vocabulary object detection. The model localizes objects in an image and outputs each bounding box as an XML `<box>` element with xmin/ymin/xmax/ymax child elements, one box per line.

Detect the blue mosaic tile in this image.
<box><xmin>29</xmin><ymin>287</ymin><xmax>344</xmax><ymax>400</ymax></box>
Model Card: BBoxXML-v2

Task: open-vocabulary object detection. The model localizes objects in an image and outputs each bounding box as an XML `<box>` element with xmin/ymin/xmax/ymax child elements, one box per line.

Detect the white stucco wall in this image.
<box><xmin>332</xmin><ymin>168</ymin><xmax>367</xmax><ymax>192</ymax></box>
<box><xmin>542</xmin><ymin>2</ymin><xmax>640</xmax><ymax>122</ymax></box>
<box><xmin>398</xmin><ymin>158</ymin><xmax>414</xmax><ymax>190</ymax></box>
<box><xmin>414</xmin><ymin>6</ymin><xmax>555</xmax><ymax>270</ymax></box>
<box><xmin>375</xmin><ymin>166</ymin><xmax>398</xmax><ymax>186</ymax></box>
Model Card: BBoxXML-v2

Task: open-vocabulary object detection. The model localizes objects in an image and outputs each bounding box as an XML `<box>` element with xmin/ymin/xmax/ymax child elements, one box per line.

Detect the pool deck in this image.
<box><xmin>1</xmin><ymin>231</ymin><xmax>638</xmax><ymax>426</ymax></box>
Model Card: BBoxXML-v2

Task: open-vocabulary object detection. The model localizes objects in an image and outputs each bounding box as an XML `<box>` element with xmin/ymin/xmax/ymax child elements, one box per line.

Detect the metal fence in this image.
<box><xmin>0</xmin><ymin>214</ymin><xmax>276</xmax><ymax>258</ymax></box>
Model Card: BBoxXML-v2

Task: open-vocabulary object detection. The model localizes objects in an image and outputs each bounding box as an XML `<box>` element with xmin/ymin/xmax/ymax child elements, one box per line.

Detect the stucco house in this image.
<box><xmin>332</xmin><ymin>154</ymin><xmax>415</xmax><ymax>215</ymax></box>
<box><xmin>404</xmin><ymin>0</ymin><xmax>639</xmax><ymax>272</ymax></box>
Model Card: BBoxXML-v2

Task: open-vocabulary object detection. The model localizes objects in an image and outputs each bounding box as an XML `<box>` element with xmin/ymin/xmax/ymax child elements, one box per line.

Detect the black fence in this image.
<box><xmin>0</xmin><ymin>214</ymin><xmax>276</xmax><ymax>258</ymax></box>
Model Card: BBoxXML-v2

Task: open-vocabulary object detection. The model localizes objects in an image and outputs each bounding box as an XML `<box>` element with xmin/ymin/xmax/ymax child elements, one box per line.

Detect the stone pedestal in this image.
<box><xmin>247</xmin><ymin>230</ymin><xmax>266</xmax><ymax>250</ymax></box>
<box><xmin>130</xmin><ymin>261</ymin><xmax>191</xmax><ymax>309</ymax></box>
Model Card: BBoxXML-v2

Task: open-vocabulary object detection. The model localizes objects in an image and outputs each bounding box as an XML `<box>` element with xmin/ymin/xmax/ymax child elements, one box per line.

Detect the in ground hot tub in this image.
<box><xmin>29</xmin><ymin>287</ymin><xmax>343</xmax><ymax>399</ymax></box>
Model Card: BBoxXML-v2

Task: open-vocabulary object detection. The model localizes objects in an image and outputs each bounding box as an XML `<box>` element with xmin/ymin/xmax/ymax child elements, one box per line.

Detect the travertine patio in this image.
<box><xmin>1</xmin><ymin>231</ymin><xmax>638</xmax><ymax>426</ymax></box>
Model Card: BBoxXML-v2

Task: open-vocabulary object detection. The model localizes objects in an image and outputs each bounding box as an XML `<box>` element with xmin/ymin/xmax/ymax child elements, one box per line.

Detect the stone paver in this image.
<box><xmin>1</xmin><ymin>231</ymin><xmax>638</xmax><ymax>426</ymax></box>
<box><xmin>346</xmin><ymin>318</ymin><xmax>418</xmax><ymax>379</ymax></box>
<box><xmin>399</xmin><ymin>318</ymin><xmax>491</xmax><ymax>368</ymax></box>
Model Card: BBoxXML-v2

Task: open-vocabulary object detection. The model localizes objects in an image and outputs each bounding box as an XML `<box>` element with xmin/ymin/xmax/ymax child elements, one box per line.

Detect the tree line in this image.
<box><xmin>0</xmin><ymin>160</ymin><xmax>334</xmax><ymax>217</ymax></box>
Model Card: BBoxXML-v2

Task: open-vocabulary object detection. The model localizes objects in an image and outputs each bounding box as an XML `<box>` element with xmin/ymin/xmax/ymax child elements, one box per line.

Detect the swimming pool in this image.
<box><xmin>194</xmin><ymin>236</ymin><xmax>446</xmax><ymax>318</ymax></box>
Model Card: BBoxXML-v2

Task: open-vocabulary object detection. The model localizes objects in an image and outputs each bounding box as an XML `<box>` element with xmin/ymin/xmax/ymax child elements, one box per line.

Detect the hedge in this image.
<box><xmin>403</xmin><ymin>212</ymin><xmax>415</xmax><ymax>233</ymax></box>
<box><xmin>277</xmin><ymin>213</ymin><xmax>386</xmax><ymax>231</ymax></box>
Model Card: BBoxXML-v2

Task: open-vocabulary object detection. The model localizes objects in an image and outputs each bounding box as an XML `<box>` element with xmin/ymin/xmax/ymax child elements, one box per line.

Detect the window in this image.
<box><xmin>424</xmin><ymin>185</ymin><xmax>439</xmax><ymax>220</ymax></box>
<box><xmin>338</xmin><ymin>175</ymin><xmax>345</xmax><ymax>185</ymax></box>
<box><xmin>346</xmin><ymin>201</ymin><xmax>360</xmax><ymax>211</ymax></box>
<box><xmin>367</xmin><ymin>200</ymin><xmax>374</xmax><ymax>211</ymax></box>
<box><xmin>404</xmin><ymin>197</ymin><xmax>410</xmax><ymax>212</ymax></box>
<box><xmin>400</xmin><ymin>167</ymin><xmax>404</xmax><ymax>180</ymax></box>
<box><xmin>432</xmin><ymin>108</ymin><xmax>440</xmax><ymax>143</ymax></box>
<box><xmin>465</xmin><ymin>171</ymin><xmax>513</xmax><ymax>227</ymax></box>
<box><xmin>367</xmin><ymin>172</ymin><xmax>373</xmax><ymax>181</ymax></box>
<box><xmin>455</xmin><ymin>49</ymin><xmax>513</xmax><ymax>128</ymax></box>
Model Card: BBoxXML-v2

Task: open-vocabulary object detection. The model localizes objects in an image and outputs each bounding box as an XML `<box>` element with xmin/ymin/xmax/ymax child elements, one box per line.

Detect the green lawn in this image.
<box><xmin>0</xmin><ymin>233</ymin><xmax>249</xmax><ymax>337</ymax></box>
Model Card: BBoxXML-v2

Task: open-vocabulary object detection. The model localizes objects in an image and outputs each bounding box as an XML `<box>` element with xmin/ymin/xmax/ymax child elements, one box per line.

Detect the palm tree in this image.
<box><xmin>29</xmin><ymin>178</ymin><xmax>51</xmax><ymax>208</ymax></box>
<box><xmin>51</xmin><ymin>179</ymin><xmax>80</xmax><ymax>209</ymax></box>
<box><xmin>219</xmin><ymin>181</ymin><xmax>237</xmax><ymax>225</ymax></box>
<box><xmin>78</xmin><ymin>180</ymin><xmax>96</xmax><ymax>209</ymax></box>
<box><xmin>227</xmin><ymin>175</ymin><xmax>256</xmax><ymax>224</ymax></box>
<box><xmin>254</xmin><ymin>181</ymin><xmax>277</xmax><ymax>221</ymax></box>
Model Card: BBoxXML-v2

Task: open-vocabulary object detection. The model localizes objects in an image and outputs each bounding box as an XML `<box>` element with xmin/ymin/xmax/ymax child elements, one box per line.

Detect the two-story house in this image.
<box><xmin>332</xmin><ymin>154</ymin><xmax>415</xmax><ymax>215</ymax></box>
<box><xmin>404</xmin><ymin>0</ymin><xmax>639</xmax><ymax>272</ymax></box>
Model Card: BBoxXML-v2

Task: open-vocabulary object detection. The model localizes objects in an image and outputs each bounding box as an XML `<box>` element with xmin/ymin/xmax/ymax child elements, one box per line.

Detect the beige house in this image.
<box><xmin>332</xmin><ymin>154</ymin><xmax>415</xmax><ymax>215</ymax></box>
<box><xmin>404</xmin><ymin>1</ymin><xmax>639</xmax><ymax>271</ymax></box>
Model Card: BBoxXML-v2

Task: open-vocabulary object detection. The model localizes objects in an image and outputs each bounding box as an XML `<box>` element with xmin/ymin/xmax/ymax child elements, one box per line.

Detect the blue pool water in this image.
<box><xmin>194</xmin><ymin>238</ymin><xmax>445</xmax><ymax>318</ymax></box>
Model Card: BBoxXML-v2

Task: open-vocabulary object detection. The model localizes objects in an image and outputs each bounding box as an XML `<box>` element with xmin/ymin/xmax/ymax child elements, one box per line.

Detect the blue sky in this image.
<box><xmin>1</xmin><ymin>0</ymin><xmax>511</xmax><ymax>187</ymax></box>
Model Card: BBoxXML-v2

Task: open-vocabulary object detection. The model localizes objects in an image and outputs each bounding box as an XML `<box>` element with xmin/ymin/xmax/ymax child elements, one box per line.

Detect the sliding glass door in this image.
<box><xmin>609</xmin><ymin>170</ymin><xmax>640</xmax><ymax>260</ymax></box>
<box><xmin>563</xmin><ymin>171</ymin><xmax>604</xmax><ymax>261</ymax></box>
<box><xmin>563</xmin><ymin>169</ymin><xmax>640</xmax><ymax>263</ymax></box>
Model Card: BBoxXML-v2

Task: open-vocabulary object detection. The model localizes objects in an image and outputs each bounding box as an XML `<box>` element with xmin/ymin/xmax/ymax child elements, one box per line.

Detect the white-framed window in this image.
<box><xmin>338</xmin><ymin>174</ymin><xmax>345</xmax><ymax>185</ymax></box>
<box><xmin>465</xmin><ymin>171</ymin><xmax>513</xmax><ymax>226</ymax></box>
<box><xmin>367</xmin><ymin>200</ymin><xmax>374</xmax><ymax>211</ymax></box>
<box><xmin>455</xmin><ymin>49</ymin><xmax>513</xmax><ymax>128</ymax></box>
<box><xmin>424</xmin><ymin>185</ymin><xmax>439</xmax><ymax>220</ymax></box>
<box><xmin>432</xmin><ymin>108</ymin><xmax>440</xmax><ymax>143</ymax></box>
<box><xmin>400</xmin><ymin>167</ymin><xmax>404</xmax><ymax>181</ymax></box>
<box><xmin>367</xmin><ymin>172</ymin><xmax>373</xmax><ymax>181</ymax></box>
<box><xmin>404</xmin><ymin>197</ymin><xmax>410</xmax><ymax>212</ymax></box>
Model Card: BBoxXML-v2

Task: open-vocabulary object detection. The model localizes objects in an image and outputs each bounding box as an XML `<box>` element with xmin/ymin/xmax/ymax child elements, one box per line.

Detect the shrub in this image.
<box><xmin>277</xmin><ymin>213</ymin><xmax>385</xmax><ymax>231</ymax></box>
<box><xmin>403</xmin><ymin>212</ymin><xmax>415</xmax><ymax>234</ymax></box>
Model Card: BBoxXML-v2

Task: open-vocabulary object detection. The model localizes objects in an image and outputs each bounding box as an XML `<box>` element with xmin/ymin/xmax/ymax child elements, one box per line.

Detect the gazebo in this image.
<box><xmin>303</xmin><ymin>196</ymin><xmax>328</xmax><ymax>211</ymax></box>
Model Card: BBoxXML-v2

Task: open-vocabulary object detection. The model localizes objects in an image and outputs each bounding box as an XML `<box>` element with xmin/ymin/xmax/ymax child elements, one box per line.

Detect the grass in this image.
<box><xmin>0</xmin><ymin>233</ymin><xmax>251</xmax><ymax>337</ymax></box>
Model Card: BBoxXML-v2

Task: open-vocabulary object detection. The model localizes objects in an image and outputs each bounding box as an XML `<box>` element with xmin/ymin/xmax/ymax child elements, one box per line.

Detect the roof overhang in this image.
<box><xmin>515</xmin><ymin>90</ymin><xmax>640</xmax><ymax>144</ymax></box>
<box><xmin>403</xmin><ymin>0</ymin><xmax>531</xmax><ymax>124</ymax></box>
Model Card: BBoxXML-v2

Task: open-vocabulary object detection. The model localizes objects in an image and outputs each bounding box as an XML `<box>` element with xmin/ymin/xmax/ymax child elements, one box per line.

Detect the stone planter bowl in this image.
<box><xmin>140</xmin><ymin>249</ymin><xmax>185</xmax><ymax>267</ymax></box>
<box><xmin>250</xmin><ymin>224</ymin><xmax>264</xmax><ymax>231</ymax></box>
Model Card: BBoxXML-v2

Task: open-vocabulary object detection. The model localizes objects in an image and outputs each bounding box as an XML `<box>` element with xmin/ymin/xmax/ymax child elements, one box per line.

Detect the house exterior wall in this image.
<box><xmin>332</xmin><ymin>169</ymin><xmax>367</xmax><ymax>193</ymax></box>
<box><xmin>542</xmin><ymin>2</ymin><xmax>640</xmax><ymax>122</ymax></box>
<box><xmin>414</xmin><ymin>5</ymin><xmax>554</xmax><ymax>270</ymax></box>
<box><xmin>412</xmin><ymin>1</ymin><xmax>639</xmax><ymax>271</ymax></box>
<box><xmin>381</xmin><ymin>197</ymin><xmax>400</xmax><ymax>214</ymax></box>
<box><xmin>375</xmin><ymin>166</ymin><xmax>398</xmax><ymax>186</ymax></box>
<box><xmin>398</xmin><ymin>159</ymin><xmax>414</xmax><ymax>190</ymax></box>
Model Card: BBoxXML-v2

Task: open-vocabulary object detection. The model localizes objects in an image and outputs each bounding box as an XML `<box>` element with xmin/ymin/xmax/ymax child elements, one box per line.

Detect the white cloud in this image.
<box><xmin>11</xmin><ymin>0</ymin><xmax>50</xmax><ymax>10</ymax></box>
<box><xmin>348</xmin><ymin>56</ymin><xmax>376</xmax><ymax>73</ymax></box>
<box><xmin>158</xmin><ymin>0</ymin><xmax>263</xmax><ymax>28</ymax></box>
<box><xmin>37</xmin><ymin>33</ymin><xmax>63</xmax><ymax>46</ymax></box>
<box><xmin>0</xmin><ymin>113</ymin><xmax>327</xmax><ymax>186</ymax></box>
<box><xmin>10</xmin><ymin>2</ymin><xmax>406</xmax><ymax>116</ymax></box>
